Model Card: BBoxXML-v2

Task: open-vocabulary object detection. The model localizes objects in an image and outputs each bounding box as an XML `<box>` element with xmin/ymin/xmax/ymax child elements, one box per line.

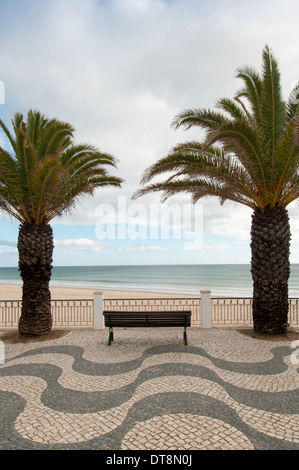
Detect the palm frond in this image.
<box><xmin>0</xmin><ymin>119</ymin><xmax>16</xmax><ymax>152</ymax></box>
<box><xmin>26</xmin><ymin>110</ymin><xmax>48</xmax><ymax>146</ymax></box>
<box><xmin>216</xmin><ymin>97</ymin><xmax>248</xmax><ymax>121</ymax></box>
<box><xmin>134</xmin><ymin>177</ymin><xmax>256</xmax><ymax>209</ymax></box>
<box><xmin>260</xmin><ymin>45</ymin><xmax>286</xmax><ymax>155</ymax></box>
<box><xmin>171</xmin><ymin>108</ymin><xmax>226</xmax><ymax>131</ymax></box>
<box><xmin>135</xmin><ymin>141</ymin><xmax>260</xmax><ymax>208</ymax></box>
<box><xmin>30</xmin><ymin>157</ymin><xmax>66</xmax><ymax>223</ymax></box>
<box><xmin>139</xmin><ymin>141</ymin><xmax>206</xmax><ymax>184</ymax></box>
<box><xmin>0</xmin><ymin>147</ymin><xmax>30</xmax><ymax>222</ymax></box>
<box><xmin>62</xmin><ymin>145</ymin><xmax>118</xmax><ymax>172</ymax></box>
<box><xmin>271</xmin><ymin>118</ymin><xmax>299</xmax><ymax>206</ymax></box>
<box><xmin>234</xmin><ymin>65</ymin><xmax>263</xmax><ymax>124</ymax></box>
<box><xmin>202</xmin><ymin>119</ymin><xmax>268</xmax><ymax>188</ymax></box>
<box><xmin>0</xmin><ymin>109</ymin><xmax>123</xmax><ymax>225</ymax></box>
<box><xmin>12</xmin><ymin>112</ymin><xmax>25</xmax><ymax>131</ymax></box>
<box><xmin>279</xmin><ymin>174</ymin><xmax>299</xmax><ymax>206</ymax></box>
<box><xmin>136</xmin><ymin>45</ymin><xmax>299</xmax><ymax>211</ymax></box>
<box><xmin>37</xmin><ymin>119</ymin><xmax>74</xmax><ymax>159</ymax></box>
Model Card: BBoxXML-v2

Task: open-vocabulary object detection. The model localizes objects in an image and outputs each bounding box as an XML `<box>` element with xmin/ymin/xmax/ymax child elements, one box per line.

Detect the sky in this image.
<box><xmin>0</xmin><ymin>0</ymin><xmax>299</xmax><ymax>267</ymax></box>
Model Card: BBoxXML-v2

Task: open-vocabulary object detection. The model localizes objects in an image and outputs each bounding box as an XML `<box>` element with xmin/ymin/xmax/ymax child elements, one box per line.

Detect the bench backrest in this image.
<box><xmin>103</xmin><ymin>310</ymin><xmax>191</xmax><ymax>328</ymax></box>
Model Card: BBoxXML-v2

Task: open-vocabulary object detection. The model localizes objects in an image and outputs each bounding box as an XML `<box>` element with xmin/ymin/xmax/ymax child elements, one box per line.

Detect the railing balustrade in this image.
<box><xmin>0</xmin><ymin>296</ymin><xmax>298</xmax><ymax>329</ymax></box>
<box><xmin>51</xmin><ymin>299</ymin><xmax>94</xmax><ymax>327</ymax></box>
<box><xmin>0</xmin><ymin>300</ymin><xmax>21</xmax><ymax>328</ymax></box>
<box><xmin>0</xmin><ymin>299</ymin><xmax>94</xmax><ymax>328</ymax></box>
<box><xmin>288</xmin><ymin>299</ymin><xmax>299</xmax><ymax>326</ymax></box>
<box><xmin>211</xmin><ymin>298</ymin><xmax>253</xmax><ymax>326</ymax></box>
<box><xmin>104</xmin><ymin>297</ymin><xmax>201</xmax><ymax>328</ymax></box>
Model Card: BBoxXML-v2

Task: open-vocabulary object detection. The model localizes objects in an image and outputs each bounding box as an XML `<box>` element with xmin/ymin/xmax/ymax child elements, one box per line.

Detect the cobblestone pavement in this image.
<box><xmin>0</xmin><ymin>328</ymin><xmax>298</xmax><ymax>450</ymax></box>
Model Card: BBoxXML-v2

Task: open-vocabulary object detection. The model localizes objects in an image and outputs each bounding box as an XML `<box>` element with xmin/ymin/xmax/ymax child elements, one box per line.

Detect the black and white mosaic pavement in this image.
<box><xmin>0</xmin><ymin>328</ymin><xmax>298</xmax><ymax>450</ymax></box>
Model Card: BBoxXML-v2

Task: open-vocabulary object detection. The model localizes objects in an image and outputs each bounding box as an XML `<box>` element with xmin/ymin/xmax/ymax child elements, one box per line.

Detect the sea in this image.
<box><xmin>0</xmin><ymin>264</ymin><xmax>299</xmax><ymax>298</ymax></box>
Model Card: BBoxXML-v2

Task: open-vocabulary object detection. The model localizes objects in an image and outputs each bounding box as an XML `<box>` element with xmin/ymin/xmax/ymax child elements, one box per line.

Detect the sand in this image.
<box><xmin>0</xmin><ymin>283</ymin><xmax>199</xmax><ymax>301</ymax></box>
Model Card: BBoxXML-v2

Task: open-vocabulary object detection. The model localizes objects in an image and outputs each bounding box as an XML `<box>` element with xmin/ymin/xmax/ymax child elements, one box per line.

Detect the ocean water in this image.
<box><xmin>0</xmin><ymin>264</ymin><xmax>299</xmax><ymax>298</ymax></box>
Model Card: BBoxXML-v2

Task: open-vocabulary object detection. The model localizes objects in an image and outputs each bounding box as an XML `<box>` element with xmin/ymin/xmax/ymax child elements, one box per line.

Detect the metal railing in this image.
<box><xmin>51</xmin><ymin>299</ymin><xmax>94</xmax><ymax>327</ymax></box>
<box><xmin>211</xmin><ymin>298</ymin><xmax>299</xmax><ymax>326</ymax></box>
<box><xmin>211</xmin><ymin>298</ymin><xmax>253</xmax><ymax>326</ymax></box>
<box><xmin>0</xmin><ymin>300</ymin><xmax>21</xmax><ymax>328</ymax></box>
<box><xmin>0</xmin><ymin>297</ymin><xmax>298</xmax><ymax>329</ymax></box>
<box><xmin>0</xmin><ymin>299</ymin><xmax>94</xmax><ymax>328</ymax></box>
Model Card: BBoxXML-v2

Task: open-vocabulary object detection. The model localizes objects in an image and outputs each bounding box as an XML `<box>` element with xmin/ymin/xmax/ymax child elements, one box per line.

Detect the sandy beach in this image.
<box><xmin>0</xmin><ymin>283</ymin><xmax>199</xmax><ymax>301</ymax></box>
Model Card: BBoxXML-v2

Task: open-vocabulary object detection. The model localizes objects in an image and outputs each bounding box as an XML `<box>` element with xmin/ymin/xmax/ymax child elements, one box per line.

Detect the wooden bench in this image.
<box><xmin>103</xmin><ymin>310</ymin><xmax>192</xmax><ymax>345</ymax></box>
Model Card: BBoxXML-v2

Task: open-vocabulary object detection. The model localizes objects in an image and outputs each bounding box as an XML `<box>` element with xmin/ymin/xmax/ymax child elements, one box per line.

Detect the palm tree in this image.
<box><xmin>0</xmin><ymin>109</ymin><xmax>123</xmax><ymax>336</ymax></box>
<box><xmin>134</xmin><ymin>45</ymin><xmax>299</xmax><ymax>335</ymax></box>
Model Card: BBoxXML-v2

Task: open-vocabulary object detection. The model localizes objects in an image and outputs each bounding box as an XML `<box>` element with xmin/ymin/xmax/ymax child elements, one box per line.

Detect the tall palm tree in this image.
<box><xmin>134</xmin><ymin>45</ymin><xmax>299</xmax><ymax>335</ymax></box>
<box><xmin>0</xmin><ymin>109</ymin><xmax>123</xmax><ymax>336</ymax></box>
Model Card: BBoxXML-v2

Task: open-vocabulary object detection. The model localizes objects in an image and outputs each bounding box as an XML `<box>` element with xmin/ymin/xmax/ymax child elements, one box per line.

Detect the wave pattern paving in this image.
<box><xmin>0</xmin><ymin>328</ymin><xmax>298</xmax><ymax>450</ymax></box>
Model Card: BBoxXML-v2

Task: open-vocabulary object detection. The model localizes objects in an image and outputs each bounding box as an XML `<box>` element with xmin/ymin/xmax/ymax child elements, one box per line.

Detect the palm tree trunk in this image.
<box><xmin>250</xmin><ymin>206</ymin><xmax>290</xmax><ymax>334</ymax></box>
<box><xmin>17</xmin><ymin>223</ymin><xmax>53</xmax><ymax>336</ymax></box>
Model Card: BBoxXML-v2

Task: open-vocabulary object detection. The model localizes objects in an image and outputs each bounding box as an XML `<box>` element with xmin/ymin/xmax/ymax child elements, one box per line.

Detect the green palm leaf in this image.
<box><xmin>260</xmin><ymin>45</ymin><xmax>286</xmax><ymax>156</ymax></box>
<box><xmin>136</xmin><ymin>45</ymin><xmax>299</xmax><ymax>212</ymax></box>
<box><xmin>234</xmin><ymin>65</ymin><xmax>263</xmax><ymax>124</ymax></box>
<box><xmin>134</xmin><ymin>45</ymin><xmax>299</xmax><ymax>336</ymax></box>
<box><xmin>171</xmin><ymin>108</ymin><xmax>226</xmax><ymax>131</ymax></box>
<box><xmin>0</xmin><ymin>109</ymin><xmax>123</xmax><ymax>225</ymax></box>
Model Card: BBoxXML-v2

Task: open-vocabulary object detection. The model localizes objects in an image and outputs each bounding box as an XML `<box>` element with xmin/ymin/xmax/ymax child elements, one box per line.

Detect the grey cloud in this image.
<box><xmin>0</xmin><ymin>240</ymin><xmax>17</xmax><ymax>247</ymax></box>
<box><xmin>0</xmin><ymin>0</ymin><xmax>298</xmax><ymax>248</ymax></box>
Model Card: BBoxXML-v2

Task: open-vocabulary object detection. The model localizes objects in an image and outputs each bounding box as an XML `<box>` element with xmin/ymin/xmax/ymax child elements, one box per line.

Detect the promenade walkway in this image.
<box><xmin>0</xmin><ymin>327</ymin><xmax>298</xmax><ymax>450</ymax></box>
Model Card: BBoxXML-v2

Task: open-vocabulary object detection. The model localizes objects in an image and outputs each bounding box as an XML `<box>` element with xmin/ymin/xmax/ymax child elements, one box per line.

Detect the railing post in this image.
<box><xmin>200</xmin><ymin>290</ymin><xmax>211</xmax><ymax>328</ymax></box>
<box><xmin>93</xmin><ymin>291</ymin><xmax>104</xmax><ymax>329</ymax></box>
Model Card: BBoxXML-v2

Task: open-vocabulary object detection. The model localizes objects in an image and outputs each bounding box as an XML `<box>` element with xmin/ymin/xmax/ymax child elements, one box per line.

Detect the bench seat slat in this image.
<box><xmin>104</xmin><ymin>320</ymin><xmax>190</xmax><ymax>327</ymax></box>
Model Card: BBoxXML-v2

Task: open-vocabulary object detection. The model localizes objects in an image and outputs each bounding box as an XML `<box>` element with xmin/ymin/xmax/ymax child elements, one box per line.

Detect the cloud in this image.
<box><xmin>54</xmin><ymin>238</ymin><xmax>106</xmax><ymax>251</ymax></box>
<box><xmin>201</xmin><ymin>199</ymin><xmax>252</xmax><ymax>241</ymax></box>
<box><xmin>0</xmin><ymin>240</ymin><xmax>17</xmax><ymax>247</ymax></box>
<box><xmin>1</xmin><ymin>0</ymin><xmax>299</xmax><ymax>265</ymax></box>
<box><xmin>54</xmin><ymin>238</ymin><xmax>95</xmax><ymax>246</ymax></box>
<box><xmin>117</xmin><ymin>245</ymin><xmax>168</xmax><ymax>252</ymax></box>
<box><xmin>287</xmin><ymin>202</ymin><xmax>299</xmax><ymax>242</ymax></box>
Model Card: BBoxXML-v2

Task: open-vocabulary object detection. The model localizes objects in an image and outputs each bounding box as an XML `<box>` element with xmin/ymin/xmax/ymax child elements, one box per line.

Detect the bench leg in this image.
<box><xmin>108</xmin><ymin>328</ymin><xmax>114</xmax><ymax>346</ymax></box>
<box><xmin>184</xmin><ymin>327</ymin><xmax>188</xmax><ymax>345</ymax></box>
